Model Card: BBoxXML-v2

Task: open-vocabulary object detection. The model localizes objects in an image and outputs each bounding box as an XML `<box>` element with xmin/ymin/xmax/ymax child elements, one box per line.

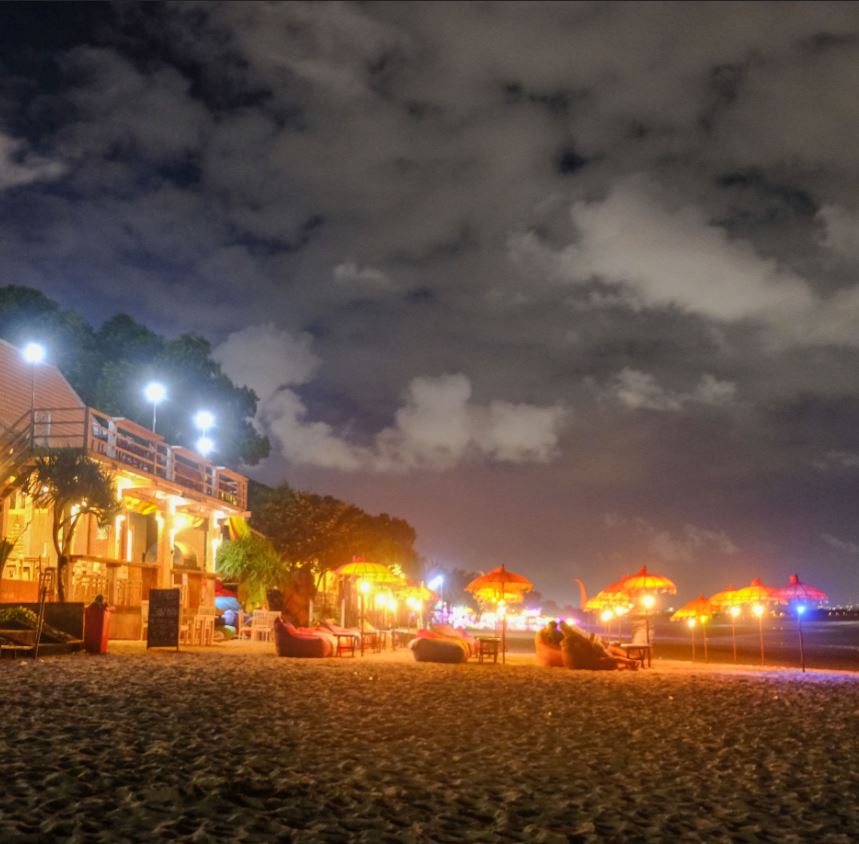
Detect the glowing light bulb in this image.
<box><xmin>752</xmin><ymin>603</ymin><xmax>764</xmax><ymax>617</ymax></box>
<box><xmin>194</xmin><ymin>410</ymin><xmax>215</xmax><ymax>432</ymax></box>
<box><xmin>143</xmin><ymin>382</ymin><xmax>166</xmax><ymax>404</ymax></box>
<box><xmin>22</xmin><ymin>342</ymin><xmax>46</xmax><ymax>364</ymax></box>
<box><xmin>729</xmin><ymin>606</ymin><xmax>741</xmax><ymax>619</ymax></box>
<box><xmin>196</xmin><ymin>436</ymin><xmax>215</xmax><ymax>456</ymax></box>
<box><xmin>358</xmin><ymin>579</ymin><xmax>372</xmax><ymax>594</ymax></box>
<box><xmin>641</xmin><ymin>594</ymin><xmax>656</xmax><ymax>609</ymax></box>
<box><xmin>687</xmin><ymin>618</ymin><xmax>696</xmax><ymax>628</ymax></box>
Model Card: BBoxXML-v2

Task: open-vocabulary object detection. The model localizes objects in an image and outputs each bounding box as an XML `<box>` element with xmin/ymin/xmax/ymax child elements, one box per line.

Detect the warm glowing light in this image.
<box><xmin>614</xmin><ymin>605</ymin><xmax>630</xmax><ymax>616</ymax></box>
<box><xmin>405</xmin><ymin>596</ymin><xmax>421</xmax><ymax>611</ymax></box>
<box><xmin>699</xmin><ymin>614</ymin><xmax>709</xmax><ymax>624</ymax></box>
<box><xmin>752</xmin><ymin>603</ymin><xmax>764</xmax><ymax>617</ymax></box>
<box><xmin>144</xmin><ymin>382</ymin><xmax>167</xmax><ymax>404</ymax></box>
<box><xmin>194</xmin><ymin>410</ymin><xmax>215</xmax><ymax>431</ymax></box>
<box><xmin>196</xmin><ymin>436</ymin><xmax>215</xmax><ymax>456</ymax></box>
<box><xmin>641</xmin><ymin>594</ymin><xmax>656</xmax><ymax>609</ymax></box>
<box><xmin>358</xmin><ymin>579</ymin><xmax>372</xmax><ymax>594</ymax></box>
<box><xmin>22</xmin><ymin>342</ymin><xmax>46</xmax><ymax>364</ymax></box>
<box><xmin>687</xmin><ymin>618</ymin><xmax>696</xmax><ymax>628</ymax></box>
<box><xmin>374</xmin><ymin>592</ymin><xmax>388</xmax><ymax>608</ymax></box>
<box><xmin>729</xmin><ymin>605</ymin><xmax>741</xmax><ymax>619</ymax></box>
<box><xmin>565</xmin><ymin>617</ymin><xmax>577</xmax><ymax>626</ymax></box>
<box><xmin>600</xmin><ymin>609</ymin><xmax>613</xmax><ymax>623</ymax></box>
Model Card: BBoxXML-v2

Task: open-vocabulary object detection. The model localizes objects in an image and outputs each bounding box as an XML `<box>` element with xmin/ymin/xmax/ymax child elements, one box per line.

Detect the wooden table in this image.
<box><xmin>619</xmin><ymin>643</ymin><xmax>652</xmax><ymax>668</ymax></box>
<box><xmin>476</xmin><ymin>636</ymin><xmax>501</xmax><ymax>664</ymax></box>
<box><xmin>334</xmin><ymin>633</ymin><xmax>358</xmax><ymax>657</ymax></box>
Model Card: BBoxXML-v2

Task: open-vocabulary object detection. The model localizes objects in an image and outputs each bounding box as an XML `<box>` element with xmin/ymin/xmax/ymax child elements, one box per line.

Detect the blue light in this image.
<box><xmin>796</xmin><ymin>604</ymin><xmax>807</xmax><ymax>616</ymax></box>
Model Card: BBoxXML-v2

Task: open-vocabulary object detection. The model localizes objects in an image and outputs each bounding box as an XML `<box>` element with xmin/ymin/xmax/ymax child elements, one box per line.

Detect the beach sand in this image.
<box><xmin>2</xmin><ymin>645</ymin><xmax>857</xmax><ymax>843</ymax></box>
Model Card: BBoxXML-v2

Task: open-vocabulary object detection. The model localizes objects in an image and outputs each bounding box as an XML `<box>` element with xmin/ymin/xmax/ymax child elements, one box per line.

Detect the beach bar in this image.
<box><xmin>0</xmin><ymin>339</ymin><xmax>248</xmax><ymax>640</ymax></box>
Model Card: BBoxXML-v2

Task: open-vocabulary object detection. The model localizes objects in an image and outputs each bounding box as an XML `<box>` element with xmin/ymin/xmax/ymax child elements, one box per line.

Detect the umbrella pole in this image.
<box><xmin>731</xmin><ymin>618</ymin><xmax>737</xmax><ymax>663</ymax></box>
<box><xmin>691</xmin><ymin>626</ymin><xmax>696</xmax><ymax>661</ymax></box>
<box><xmin>758</xmin><ymin>614</ymin><xmax>765</xmax><ymax>666</ymax></box>
<box><xmin>703</xmin><ymin>624</ymin><xmax>708</xmax><ymax>663</ymax></box>
<box><xmin>502</xmin><ymin>616</ymin><xmax>507</xmax><ymax>665</ymax></box>
<box><xmin>798</xmin><ymin>614</ymin><xmax>806</xmax><ymax>673</ymax></box>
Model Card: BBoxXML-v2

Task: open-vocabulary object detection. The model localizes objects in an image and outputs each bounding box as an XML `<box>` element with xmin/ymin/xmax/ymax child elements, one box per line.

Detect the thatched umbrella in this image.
<box><xmin>774</xmin><ymin>574</ymin><xmax>828</xmax><ymax>672</ymax></box>
<box><xmin>732</xmin><ymin>578</ymin><xmax>778</xmax><ymax>666</ymax></box>
<box><xmin>671</xmin><ymin>595</ymin><xmax>714</xmax><ymax>661</ymax></box>
<box><xmin>466</xmin><ymin>566</ymin><xmax>532</xmax><ymax>663</ymax></box>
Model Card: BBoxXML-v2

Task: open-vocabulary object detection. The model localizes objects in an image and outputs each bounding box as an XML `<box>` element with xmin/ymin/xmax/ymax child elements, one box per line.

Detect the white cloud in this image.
<box><xmin>333</xmin><ymin>261</ymin><xmax>395</xmax><ymax>292</ymax></box>
<box><xmin>0</xmin><ymin>132</ymin><xmax>65</xmax><ymax>190</ymax></box>
<box><xmin>608</xmin><ymin>368</ymin><xmax>736</xmax><ymax>412</ymax></box>
<box><xmin>813</xmin><ymin>450</ymin><xmax>859</xmax><ymax>472</ymax></box>
<box><xmin>822</xmin><ymin>533</ymin><xmax>859</xmax><ymax>557</ymax></box>
<box><xmin>215</xmin><ymin>327</ymin><xmax>565</xmax><ymax>472</ymax></box>
<box><xmin>213</xmin><ymin>323</ymin><xmax>320</xmax><ymax>399</ymax></box>
<box><xmin>816</xmin><ymin>205</ymin><xmax>859</xmax><ymax>261</ymax></box>
<box><xmin>605</xmin><ymin>513</ymin><xmax>739</xmax><ymax>562</ymax></box>
<box><xmin>564</xmin><ymin>176</ymin><xmax>814</xmax><ymax>322</ymax></box>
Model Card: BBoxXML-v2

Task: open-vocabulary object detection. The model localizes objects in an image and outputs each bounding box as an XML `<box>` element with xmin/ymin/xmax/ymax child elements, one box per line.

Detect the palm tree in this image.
<box><xmin>17</xmin><ymin>450</ymin><xmax>118</xmax><ymax>601</ymax></box>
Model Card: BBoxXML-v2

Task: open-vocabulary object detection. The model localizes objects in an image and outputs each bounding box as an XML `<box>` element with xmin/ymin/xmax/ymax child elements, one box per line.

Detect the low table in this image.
<box><xmin>334</xmin><ymin>633</ymin><xmax>358</xmax><ymax>657</ymax></box>
<box><xmin>619</xmin><ymin>643</ymin><xmax>652</xmax><ymax>668</ymax></box>
<box><xmin>476</xmin><ymin>636</ymin><xmax>501</xmax><ymax>664</ymax></box>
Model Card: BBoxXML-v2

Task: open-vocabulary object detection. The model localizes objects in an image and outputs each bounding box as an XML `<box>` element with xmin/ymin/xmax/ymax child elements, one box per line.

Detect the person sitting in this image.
<box><xmin>545</xmin><ymin>620</ymin><xmax>564</xmax><ymax>646</ymax></box>
<box><xmin>559</xmin><ymin>622</ymin><xmax>638</xmax><ymax>670</ymax></box>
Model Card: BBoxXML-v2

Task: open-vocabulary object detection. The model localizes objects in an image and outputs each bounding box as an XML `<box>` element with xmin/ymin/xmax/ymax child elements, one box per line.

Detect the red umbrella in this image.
<box><xmin>774</xmin><ymin>574</ymin><xmax>828</xmax><ymax>673</ymax></box>
<box><xmin>774</xmin><ymin>574</ymin><xmax>828</xmax><ymax>605</ymax></box>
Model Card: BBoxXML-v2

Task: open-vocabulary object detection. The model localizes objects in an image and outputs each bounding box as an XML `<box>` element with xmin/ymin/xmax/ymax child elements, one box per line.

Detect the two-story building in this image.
<box><xmin>0</xmin><ymin>338</ymin><xmax>249</xmax><ymax>638</ymax></box>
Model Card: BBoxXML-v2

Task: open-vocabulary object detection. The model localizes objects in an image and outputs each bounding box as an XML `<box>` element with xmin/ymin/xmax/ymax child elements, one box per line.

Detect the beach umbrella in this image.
<box><xmin>709</xmin><ymin>585</ymin><xmax>742</xmax><ymax>662</ymax></box>
<box><xmin>732</xmin><ymin>578</ymin><xmax>778</xmax><ymax>666</ymax></box>
<box><xmin>671</xmin><ymin>596</ymin><xmax>713</xmax><ymax>661</ymax></box>
<box><xmin>774</xmin><ymin>574</ymin><xmax>829</xmax><ymax>673</ymax></box>
<box><xmin>466</xmin><ymin>566</ymin><xmax>533</xmax><ymax>663</ymax></box>
<box><xmin>617</xmin><ymin>566</ymin><xmax>677</xmax><ymax>651</ymax></box>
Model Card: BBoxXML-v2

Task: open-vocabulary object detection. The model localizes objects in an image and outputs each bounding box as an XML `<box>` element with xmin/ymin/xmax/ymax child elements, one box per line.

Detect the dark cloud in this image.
<box><xmin>2</xmin><ymin>1</ymin><xmax>859</xmax><ymax>601</ymax></box>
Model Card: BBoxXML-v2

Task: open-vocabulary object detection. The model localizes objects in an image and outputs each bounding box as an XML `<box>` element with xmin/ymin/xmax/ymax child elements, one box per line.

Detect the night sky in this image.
<box><xmin>3</xmin><ymin>2</ymin><xmax>859</xmax><ymax>604</ymax></box>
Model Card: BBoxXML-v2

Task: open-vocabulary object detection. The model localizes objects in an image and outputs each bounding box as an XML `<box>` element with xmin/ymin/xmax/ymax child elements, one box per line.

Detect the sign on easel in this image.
<box><xmin>147</xmin><ymin>588</ymin><xmax>181</xmax><ymax>650</ymax></box>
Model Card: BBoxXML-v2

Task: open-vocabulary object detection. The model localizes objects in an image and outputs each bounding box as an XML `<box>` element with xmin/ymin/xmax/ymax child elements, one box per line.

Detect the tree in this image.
<box><xmin>215</xmin><ymin>532</ymin><xmax>286</xmax><ymax>607</ymax></box>
<box><xmin>249</xmin><ymin>482</ymin><xmax>421</xmax><ymax>585</ymax></box>
<box><xmin>16</xmin><ymin>450</ymin><xmax>119</xmax><ymax>601</ymax></box>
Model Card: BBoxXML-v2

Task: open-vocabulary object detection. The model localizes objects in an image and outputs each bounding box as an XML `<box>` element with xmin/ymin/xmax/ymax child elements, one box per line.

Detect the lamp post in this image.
<box><xmin>752</xmin><ymin>603</ymin><xmax>765</xmax><ymax>666</ymax></box>
<box><xmin>699</xmin><ymin>614</ymin><xmax>709</xmax><ymax>662</ymax></box>
<box><xmin>795</xmin><ymin>604</ymin><xmax>807</xmax><ymax>673</ymax></box>
<box><xmin>687</xmin><ymin>617</ymin><xmax>696</xmax><ymax>661</ymax></box>
<box><xmin>641</xmin><ymin>592</ymin><xmax>655</xmax><ymax>649</ymax></box>
<box><xmin>22</xmin><ymin>342</ymin><xmax>46</xmax><ymax>433</ymax></box>
<box><xmin>194</xmin><ymin>409</ymin><xmax>216</xmax><ymax>458</ymax></box>
<box><xmin>729</xmin><ymin>605</ymin><xmax>740</xmax><ymax>663</ymax></box>
<box><xmin>143</xmin><ymin>382</ymin><xmax>167</xmax><ymax>433</ymax></box>
<box><xmin>358</xmin><ymin>579</ymin><xmax>371</xmax><ymax>656</ymax></box>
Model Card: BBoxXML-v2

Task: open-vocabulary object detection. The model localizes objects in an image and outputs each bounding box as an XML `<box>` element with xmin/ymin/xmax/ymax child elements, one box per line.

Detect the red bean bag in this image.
<box><xmin>535</xmin><ymin>632</ymin><xmax>564</xmax><ymax>667</ymax></box>
<box><xmin>409</xmin><ymin>635</ymin><xmax>469</xmax><ymax>663</ymax></box>
<box><xmin>274</xmin><ymin>618</ymin><xmax>333</xmax><ymax>658</ymax></box>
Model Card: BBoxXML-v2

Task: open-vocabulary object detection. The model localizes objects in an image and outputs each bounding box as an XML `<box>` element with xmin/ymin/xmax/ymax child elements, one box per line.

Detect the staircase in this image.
<box><xmin>0</xmin><ymin>410</ymin><xmax>34</xmax><ymax>500</ymax></box>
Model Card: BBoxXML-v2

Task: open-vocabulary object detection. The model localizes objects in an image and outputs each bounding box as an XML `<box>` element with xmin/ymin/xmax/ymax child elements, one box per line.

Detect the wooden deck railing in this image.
<box><xmin>7</xmin><ymin>407</ymin><xmax>247</xmax><ymax>510</ymax></box>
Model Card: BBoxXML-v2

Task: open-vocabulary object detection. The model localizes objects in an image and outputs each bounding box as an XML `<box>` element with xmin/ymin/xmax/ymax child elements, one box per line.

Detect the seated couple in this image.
<box><xmin>536</xmin><ymin>620</ymin><xmax>639</xmax><ymax>670</ymax></box>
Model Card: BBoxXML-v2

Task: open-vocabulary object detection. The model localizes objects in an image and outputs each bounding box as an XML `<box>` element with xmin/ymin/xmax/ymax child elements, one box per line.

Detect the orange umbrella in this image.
<box><xmin>618</xmin><ymin>566</ymin><xmax>677</xmax><ymax>596</ymax></box>
<box><xmin>584</xmin><ymin>589</ymin><xmax>631</xmax><ymax>611</ymax></box>
<box><xmin>466</xmin><ymin>565</ymin><xmax>532</xmax><ymax>605</ymax></box>
<box><xmin>671</xmin><ymin>595</ymin><xmax>713</xmax><ymax>661</ymax></box>
<box><xmin>775</xmin><ymin>574</ymin><xmax>828</xmax><ymax>673</ymax></box>
<box><xmin>616</xmin><ymin>566</ymin><xmax>676</xmax><ymax>653</ymax></box>
<box><xmin>732</xmin><ymin>578</ymin><xmax>777</xmax><ymax>666</ymax></box>
<box><xmin>709</xmin><ymin>585</ymin><xmax>742</xmax><ymax>662</ymax></box>
<box><xmin>466</xmin><ymin>566</ymin><xmax>532</xmax><ymax>663</ymax></box>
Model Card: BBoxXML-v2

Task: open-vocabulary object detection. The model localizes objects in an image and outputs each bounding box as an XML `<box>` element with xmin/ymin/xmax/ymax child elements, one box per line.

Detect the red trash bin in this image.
<box><xmin>84</xmin><ymin>601</ymin><xmax>111</xmax><ymax>654</ymax></box>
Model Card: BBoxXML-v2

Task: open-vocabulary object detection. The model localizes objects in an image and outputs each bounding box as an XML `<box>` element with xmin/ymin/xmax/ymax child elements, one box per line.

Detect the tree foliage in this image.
<box><xmin>215</xmin><ymin>533</ymin><xmax>285</xmax><ymax>607</ymax></box>
<box><xmin>16</xmin><ymin>449</ymin><xmax>119</xmax><ymax>601</ymax></box>
<box><xmin>0</xmin><ymin>285</ymin><xmax>269</xmax><ymax>466</ymax></box>
<box><xmin>249</xmin><ymin>482</ymin><xmax>420</xmax><ymax>583</ymax></box>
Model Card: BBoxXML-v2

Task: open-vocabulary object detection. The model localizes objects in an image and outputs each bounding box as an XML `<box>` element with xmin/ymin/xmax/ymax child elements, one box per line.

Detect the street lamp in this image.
<box><xmin>143</xmin><ymin>382</ymin><xmax>166</xmax><ymax>432</ymax></box>
<box><xmin>193</xmin><ymin>410</ymin><xmax>215</xmax><ymax>433</ymax></box>
<box><xmin>195</xmin><ymin>436</ymin><xmax>215</xmax><ymax>457</ymax></box>
<box><xmin>21</xmin><ymin>342</ymin><xmax>46</xmax><ymax>418</ymax></box>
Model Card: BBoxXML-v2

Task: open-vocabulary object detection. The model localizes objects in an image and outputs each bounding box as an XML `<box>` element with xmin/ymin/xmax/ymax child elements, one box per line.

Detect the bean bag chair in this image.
<box><xmin>534</xmin><ymin>631</ymin><xmax>564</xmax><ymax>667</ymax></box>
<box><xmin>410</xmin><ymin>635</ymin><xmax>469</xmax><ymax>664</ymax></box>
<box><xmin>431</xmin><ymin>624</ymin><xmax>477</xmax><ymax>656</ymax></box>
<box><xmin>273</xmin><ymin>618</ymin><xmax>333</xmax><ymax>658</ymax></box>
<box><xmin>298</xmin><ymin>626</ymin><xmax>338</xmax><ymax>654</ymax></box>
<box><xmin>560</xmin><ymin>627</ymin><xmax>617</xmax><ymax>671</ymax></box>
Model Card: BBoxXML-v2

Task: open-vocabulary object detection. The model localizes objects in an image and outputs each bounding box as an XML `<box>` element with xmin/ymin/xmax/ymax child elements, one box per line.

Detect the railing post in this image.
<box><xmin>166</xmin><ymin>447</ymin><xmax>175</xmax><ymax>482</ymax></box>
<box><xmin>107</xmin><ymin>419</ymin><xmax>117</xmax><ymax>458</ymax></box>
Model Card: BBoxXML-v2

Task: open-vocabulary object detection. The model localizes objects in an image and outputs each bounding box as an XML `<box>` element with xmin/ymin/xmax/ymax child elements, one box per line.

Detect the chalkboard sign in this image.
<box><xmin>147</xmin><ymin>588</ymin><xmax>181</xmax><ymax>650</ymax></box>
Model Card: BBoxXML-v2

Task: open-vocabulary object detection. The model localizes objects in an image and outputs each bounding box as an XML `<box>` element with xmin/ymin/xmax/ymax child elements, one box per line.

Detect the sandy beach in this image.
<box><xmin>2</xmin><ymin>646</ymin><xmax>858</xmax><ymax>843</ymax></box>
